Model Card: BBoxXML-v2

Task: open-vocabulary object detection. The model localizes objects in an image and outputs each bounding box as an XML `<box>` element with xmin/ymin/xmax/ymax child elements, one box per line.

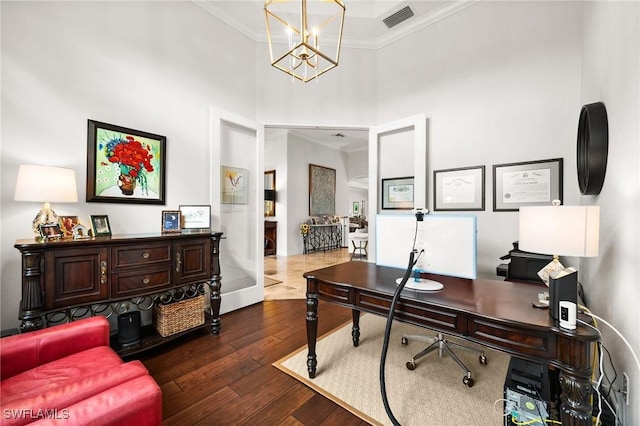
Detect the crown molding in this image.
<box><xmin>192</xmin><ymin>0</ymin><xmax>479</xmax><ymax>50</ymax></box>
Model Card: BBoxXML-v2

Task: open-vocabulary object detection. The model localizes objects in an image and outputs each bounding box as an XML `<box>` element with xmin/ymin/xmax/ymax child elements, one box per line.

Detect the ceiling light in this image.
<box><xmin>264</xmin><ymin>0</ymin><xmax>346</xmax><ymax>83</ymax></box>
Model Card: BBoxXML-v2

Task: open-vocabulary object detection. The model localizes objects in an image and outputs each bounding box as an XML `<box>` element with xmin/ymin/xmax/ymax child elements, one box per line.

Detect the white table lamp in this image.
<box><xmin>519</xmin><ymin>202</ymin><xmax>599</xmax><ymax>319</ymax></box>
<box><xmin>14</xmin><ymin>164</ymin><xmax>79</xmax><ymax>237</ymax></box>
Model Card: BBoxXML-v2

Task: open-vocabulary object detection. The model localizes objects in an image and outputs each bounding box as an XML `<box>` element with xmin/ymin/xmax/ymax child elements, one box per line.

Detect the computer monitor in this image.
<box><xmin>376</xmin><ymin>213</ymin><xmax>477</xmax><ymax>291</ymax></box>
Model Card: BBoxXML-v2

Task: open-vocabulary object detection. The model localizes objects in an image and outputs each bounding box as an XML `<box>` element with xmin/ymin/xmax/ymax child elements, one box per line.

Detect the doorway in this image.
<box><xmin>263</xmin><ymin>126</ymin><xmax>369</xmax><ymax>285</ymax></box>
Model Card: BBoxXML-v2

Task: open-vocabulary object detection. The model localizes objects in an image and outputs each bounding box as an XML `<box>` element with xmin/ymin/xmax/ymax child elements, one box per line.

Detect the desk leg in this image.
<box><xmin>352</xmin><ymin>309</ymin><xmax>360</xmax><ymax>347</ymax></box>
<box><xmin>306</xmin><ymin>293</ymin><xmax>318</xmax><ymax>379</ymax></box>
<box><xmin>559</xmin><ymin>372</ymin><xmax>593</xmax><ymax>425</ymax></box>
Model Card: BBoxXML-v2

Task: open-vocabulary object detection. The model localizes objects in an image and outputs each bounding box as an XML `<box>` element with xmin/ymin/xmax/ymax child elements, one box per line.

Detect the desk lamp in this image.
<box><xmin>14</xmin><ymin>164</ymin><xmax>79</xmax><ymax>237</ymax></box>
<box><xmin>518</xmin><ymin>202</ymin><xmax>599</xmax><ymax>320</ymax></box>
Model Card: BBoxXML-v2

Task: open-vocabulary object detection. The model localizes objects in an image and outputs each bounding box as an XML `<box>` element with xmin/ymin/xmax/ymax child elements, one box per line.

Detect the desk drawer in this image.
<box><xmin>355</xmin><ymin>290</ymin><xmax>462</xmax><ymax>334</ymax></box>
<box><xmin>468</xmin><ymin>317</ymin><xmax>552</xmax><ymax>359</ymax></box>
<box><xmin>112</xmin><ymin>243</ymin><xmax>172</xmax><ymax>269</ymax></box>
<box><xmin>317</xmin><ymin>282</ymin><xmax>352</xmax><ymax>304</ymax></box>
<box><xmin>112</xmin><ymin>268</ymin><xmax>172</xmax><ymax>297</ymax></box>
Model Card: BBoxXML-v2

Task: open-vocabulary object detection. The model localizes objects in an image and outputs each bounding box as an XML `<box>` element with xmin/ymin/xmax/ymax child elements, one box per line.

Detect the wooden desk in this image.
<box><xmin>304</xmin><ymin>262</ymin><xmax>599</xmax><ymax>426</ymax></box>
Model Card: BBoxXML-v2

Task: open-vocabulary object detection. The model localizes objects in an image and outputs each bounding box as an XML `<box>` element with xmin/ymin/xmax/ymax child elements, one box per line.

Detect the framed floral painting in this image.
<box><xmin>86</xmin><ymin>120</ymin><xmax>166</xmax><ymax>204</ymax></box>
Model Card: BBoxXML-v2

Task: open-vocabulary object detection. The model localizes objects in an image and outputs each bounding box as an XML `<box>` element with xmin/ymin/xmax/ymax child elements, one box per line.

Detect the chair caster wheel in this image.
<box><xmin>479</xmin><ymin>355</ymin><xmax>488</xmax><ymax>365</ymax></box>
<box><xmin>463</xmin><ymin>376</ymin><xmax>474</xmax><ymax>387</ymax></box>
<box><xmin>401</xmin><ymin>337</ymin><xmax>408</xmax><ymax>345</ymax></box>
<box><xmin>406</xmin><ymin>360</ymin><xmax>416</xmax><ymax>370</ymax></box>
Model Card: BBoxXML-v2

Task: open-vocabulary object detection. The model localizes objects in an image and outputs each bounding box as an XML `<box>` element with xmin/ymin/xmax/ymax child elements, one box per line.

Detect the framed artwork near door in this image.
<box><xmin>309</xmin><ymin>164</ymin><xmax>336</xmax><ymax>216</ymax></box>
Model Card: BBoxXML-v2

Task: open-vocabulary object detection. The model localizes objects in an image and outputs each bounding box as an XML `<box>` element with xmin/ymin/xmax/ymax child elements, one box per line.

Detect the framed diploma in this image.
<box><xmin>493</xmin><ymin>158</ymin><xmax>563</xmax><ymax>211</ymax></box>
<box><xmin>382</xmin><ymin>177</ymin><xmax>414</xmax><ymax>210</ymax></box>
<box><xmin>434</xmin><ymin>166</ymin><xmax>485</xmax><ymax>211</ymax></box>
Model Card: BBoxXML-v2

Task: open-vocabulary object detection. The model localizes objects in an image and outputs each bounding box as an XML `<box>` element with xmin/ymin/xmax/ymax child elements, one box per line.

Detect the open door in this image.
<box><xmin>210</xmin><ymin>108</ymin><xmax>265</xmax><ymax>314</ymax></box>
<box><xmin>368</xmin><ymin>114</ymin><xmax>428</xmax><ymax>263</ymax></box>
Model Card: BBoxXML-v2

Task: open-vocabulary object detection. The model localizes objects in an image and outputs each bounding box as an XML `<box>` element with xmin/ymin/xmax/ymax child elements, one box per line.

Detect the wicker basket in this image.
<box><xmin>153</xmin><ymin>295</ymin><xmax>205</xmax><ymax>337</ymax></box>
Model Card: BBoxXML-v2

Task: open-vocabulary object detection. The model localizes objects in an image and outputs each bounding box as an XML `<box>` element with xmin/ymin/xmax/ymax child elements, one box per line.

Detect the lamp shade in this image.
<box><xmin>14</xmin><ymin>165</ymin><xmax>78</xmax><ymax>203</ymax></box>
<box><xmin>519</xmin><ymin>205</ymin><xmax>600</xmax><ymax>257</ymax></box>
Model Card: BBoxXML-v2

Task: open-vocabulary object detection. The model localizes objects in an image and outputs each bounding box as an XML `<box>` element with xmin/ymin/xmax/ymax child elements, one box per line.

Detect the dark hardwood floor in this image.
<box><xmin>137</xmin><ymin>300</ymin><xmax>370</xmax><ymax>425</ymax></box>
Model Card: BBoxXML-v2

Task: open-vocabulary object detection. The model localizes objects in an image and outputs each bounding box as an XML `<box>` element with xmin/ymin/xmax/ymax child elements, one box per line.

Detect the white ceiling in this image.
<box><xmin>194</xmin><ymin>0</ymin><xmax>476</xmax><ymax>49</ymax></box>
<box><xmin>196</xmin><ymin>1</ymin><xmax>477</xmax><ymax>152</ymax></box>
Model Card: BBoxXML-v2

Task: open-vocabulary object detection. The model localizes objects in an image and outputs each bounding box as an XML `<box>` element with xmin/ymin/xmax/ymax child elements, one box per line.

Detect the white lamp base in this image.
<box><xmin>32</xmin><ymin>202</ymin><xmax>59</xmax><ymax>236</ymax></box>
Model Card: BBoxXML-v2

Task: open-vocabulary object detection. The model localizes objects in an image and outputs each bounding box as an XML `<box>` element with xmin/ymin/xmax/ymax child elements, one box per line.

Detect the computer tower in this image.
<box><xmin>504</xmin><ymin>357</ymin><xmax>557</xmax><ymax>426</ymax></box>
<box><xmin>117</xmin><ymin>311</ymin><xmax>141</xmax><ymax>347</ymax></box>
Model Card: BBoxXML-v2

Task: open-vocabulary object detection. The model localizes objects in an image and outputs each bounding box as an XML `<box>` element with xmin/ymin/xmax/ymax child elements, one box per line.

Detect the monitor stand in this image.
<box><xmin>395</xmin><ymin>277</ymin><xmax>444</xmax><ymax>292</ymax></box>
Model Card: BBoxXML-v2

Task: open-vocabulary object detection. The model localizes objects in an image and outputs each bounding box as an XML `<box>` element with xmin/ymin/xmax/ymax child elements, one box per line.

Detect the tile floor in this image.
<box><xmin>264</xmin><ymin>248</ymin><xmax>355</xmax><ymax>300</ymax></box>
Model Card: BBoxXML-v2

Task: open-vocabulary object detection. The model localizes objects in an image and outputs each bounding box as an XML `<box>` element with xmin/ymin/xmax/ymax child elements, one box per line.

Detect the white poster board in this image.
<box><xmin>376</xmin><ymin>214</ymin><xmax>477</xmax><ymax>279</ymax></box>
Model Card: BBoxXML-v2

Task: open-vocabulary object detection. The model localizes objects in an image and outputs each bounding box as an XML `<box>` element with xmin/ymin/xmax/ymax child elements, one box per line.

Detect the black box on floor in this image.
<box><xmin>117</xmin><ymin>311</ymin><xmax>141</xmax><ymax>347</ymax></box>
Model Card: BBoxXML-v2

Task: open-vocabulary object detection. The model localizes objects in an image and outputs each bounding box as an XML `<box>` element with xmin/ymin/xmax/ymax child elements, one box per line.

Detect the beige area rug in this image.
<box><xmin>264</xmin><ymin>276</ymin><xmax>283</xmax><ymax>287</ymax></box>
<box><xmin>274</xmin><ymin>314</ymin><xmax>510</xmax><ymax>426</ymax></box>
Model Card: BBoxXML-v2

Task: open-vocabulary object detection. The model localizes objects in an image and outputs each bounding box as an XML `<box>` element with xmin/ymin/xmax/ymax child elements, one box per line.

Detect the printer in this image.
<box><xmin>497</xmin><ymin>242</ymin><xmax>553</xmax><ymax>284</ymax></box>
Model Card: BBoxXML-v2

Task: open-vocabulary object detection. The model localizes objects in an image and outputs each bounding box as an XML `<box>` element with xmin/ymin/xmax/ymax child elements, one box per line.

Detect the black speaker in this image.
<box><xmin>118</xmin><ymin>311</ymin><xmax>141</xmax><ymax>347</ymax></box>
<box><xmin>548</xmin><ymin>270</ymin><xmax>578</xmax><ymax>320</ymax></box>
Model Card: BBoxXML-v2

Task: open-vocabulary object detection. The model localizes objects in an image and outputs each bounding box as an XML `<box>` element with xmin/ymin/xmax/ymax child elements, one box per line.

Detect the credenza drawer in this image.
<box><xmin>111</xmin><ymin>243</ymin><xmax>172</xmax><ymax>269</ymax></box>
<box><xmin>112</xmin><ymin>268</ymin><xmax>172</xmax><ymax>296</ymax></box>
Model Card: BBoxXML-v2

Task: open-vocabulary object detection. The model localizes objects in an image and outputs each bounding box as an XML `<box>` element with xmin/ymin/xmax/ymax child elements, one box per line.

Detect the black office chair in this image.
<box><xmin>401</xmin><ymin>331</ymin><xmax>488</xmax><ymax>387</ymax></box>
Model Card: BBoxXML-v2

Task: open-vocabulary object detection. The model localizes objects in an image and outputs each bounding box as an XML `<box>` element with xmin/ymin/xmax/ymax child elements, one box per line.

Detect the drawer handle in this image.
<box><xmin>176</xmin><ymin>253</ymin><xmax>181</xmax><ymax>272</ymax></box>
<box><xmin>142</xmin><ymin>252</ymin><xmax>150</xmax><ymax>259</ymax></box>
<box><xmin>100</xmin><ymin>261</ymin><xmax>107</xmax><ymax>284</ymax></box>
<box><xmin>142</xmin><ymin>278</ymin><xmax>150</xmax><ymax>285</ymax></box>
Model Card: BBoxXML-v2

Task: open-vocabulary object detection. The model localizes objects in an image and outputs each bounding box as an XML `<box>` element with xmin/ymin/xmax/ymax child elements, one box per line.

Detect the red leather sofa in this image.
<box><xmin>1</xmin><ymin>316</ymin><xmax>162</xmax><ymax>425</ymax></box>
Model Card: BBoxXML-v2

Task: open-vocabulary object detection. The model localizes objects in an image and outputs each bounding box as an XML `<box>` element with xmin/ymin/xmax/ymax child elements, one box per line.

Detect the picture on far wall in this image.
<box><xmin>86</xmin><ymin>120</ymin><xmax>166</xmax><ymax>205</ymax></box>
<box><xmin>493</xmin><ymin>158</ymin><xmax>563</xmax><ymax>211</ymax></box>
<box><xmin>382</xmin><ymin>177</ymin><xmax>414</xmax><ymax>210</ymax></box>
<box><xmin>309</xmin><ymin>164</ymin><xmax>336</xmax><ymax>216</ymax></box>
<box><xmin>434</xmin><ymin>166</ymin><xmax>485</xmax><ymax>211</ymax></box>
<box><xmin>221</xmin><ymin>166</ymin><xmax>248</xmax><ymax>204</ymax></box>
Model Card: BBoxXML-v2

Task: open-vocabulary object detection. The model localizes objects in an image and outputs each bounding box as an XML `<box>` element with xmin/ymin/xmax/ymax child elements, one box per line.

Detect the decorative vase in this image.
<box><xmin>119</xmin><ymin>173</ymin><xmax>136</xmax><ymax>195</ymax></box>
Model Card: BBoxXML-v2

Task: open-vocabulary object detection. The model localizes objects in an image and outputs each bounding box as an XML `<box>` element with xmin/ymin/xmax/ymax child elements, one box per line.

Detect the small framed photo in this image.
<box><xmin>72</xmin><ymin>223</ymin><xmax>91</xmax><ymax>239</ymax></box>
<box><xmin>352</xmin><ymin>201</ymin><xmax>360</xmax><ymax>216</ymax></box>
<box><xmin>493</xmin><ymin>158</ymin><xmax>563</xmax><ymax>211</ymax></box>
<box><xmin>90</xmin><ymin>215</ymin><xmax>112</xmax><ymax>237</ymax></box>
<box><xmin>434</xmin><ymin>166</ymin><xmax>485</xmax><ymax>211</ymax></box>
<box><xmin>39</xmin><ymin>223</ymin><xmax>62</xmax><ymax>240</ymax></box>
<box><xmin>381</xmin><ymin>177</ymin><xmax>414</xmax><ymax>210</ymax></box>
<box><xmin>162</xmin><ymin>210</ymin><xmax>182</xmax><ymax>233</ymax></box>
<box><xmin>59</xmin><ymin>216</ymin><xmax>80</xmax><ymax>238</ymax></box>
<box><xmin>179</xmin><ymin>205</ymin><xmax>211</xmax><ymax>229</ymax></box>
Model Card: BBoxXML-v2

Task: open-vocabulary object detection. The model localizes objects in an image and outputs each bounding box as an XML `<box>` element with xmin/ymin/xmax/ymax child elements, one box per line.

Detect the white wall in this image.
<box><xmin>0</xmin><ymin>1</ymin><xmax>256</xmax><ymax>329</ymax></box>
<box><xmin>376</xmin><ymin>1</ymin><xmax>584</xmax><ymax>278</ymax></box>
<box><xmin>580</xmin><ymin>2</ymin><xmax>640</xmax><ymax>422</ymax></box>
<box><xmin>256</xmin><ymin>44</ymin><xmax>377</xmax><ymax>126</ymax></box>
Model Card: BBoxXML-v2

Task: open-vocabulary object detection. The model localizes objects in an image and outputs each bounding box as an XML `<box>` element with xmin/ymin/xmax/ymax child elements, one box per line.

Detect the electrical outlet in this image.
<box><xmin>623</xmin><ymin>372</ymin><xmax>630</xmax><ymax>406</ymax></box>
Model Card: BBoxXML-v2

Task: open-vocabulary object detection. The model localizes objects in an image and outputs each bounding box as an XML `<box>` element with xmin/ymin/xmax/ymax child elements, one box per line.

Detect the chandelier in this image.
<box><xmin>264</xmin><ymin>0</ymin><xmax>346</xmax><ymax>83</ymax></box>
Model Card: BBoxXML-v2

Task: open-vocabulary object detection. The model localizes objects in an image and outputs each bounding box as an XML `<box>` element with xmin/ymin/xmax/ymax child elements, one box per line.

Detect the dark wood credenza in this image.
<box><xmin>14</xmin><ymin>231</ymin><xmax>223</xmax><ymax>356</ymax></box>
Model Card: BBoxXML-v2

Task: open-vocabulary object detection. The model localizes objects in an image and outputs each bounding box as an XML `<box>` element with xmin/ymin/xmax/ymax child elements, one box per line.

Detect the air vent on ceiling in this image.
<box><xmin>383</xmin><ymin>6</ymin><xmax>415</xmax><ymax>29</ymax></box>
